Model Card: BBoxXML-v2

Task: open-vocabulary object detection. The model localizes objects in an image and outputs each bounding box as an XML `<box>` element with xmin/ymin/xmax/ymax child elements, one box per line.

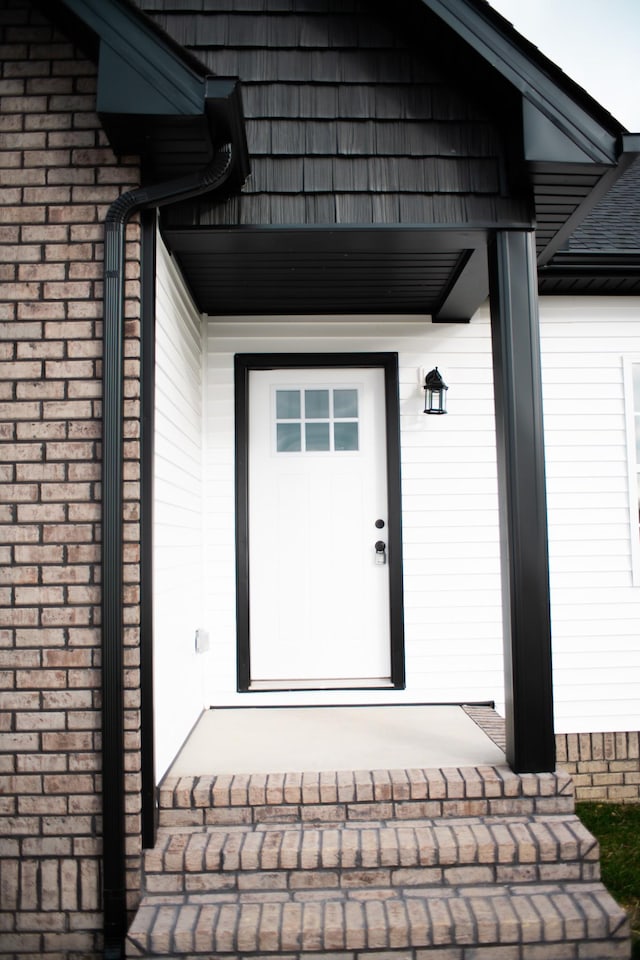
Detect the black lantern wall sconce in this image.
<box><xmin>423</xmin><ymin>367</ymin><xmax>448</xmax><ymax>414</ymax></box>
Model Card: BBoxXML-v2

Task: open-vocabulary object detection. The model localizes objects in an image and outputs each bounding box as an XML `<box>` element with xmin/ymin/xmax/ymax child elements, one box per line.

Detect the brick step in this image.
<box><xmin>135</xmin><ymin>766</ymin><xmax>630</xmax><ymax>958</ymax></box>
<box><xmin>126</xmin><ymin>882</ymin><xmax>630</xmax><ymax>959</ymax></box>
<box><xmin>158</xmin><ymin>766</ymin><xmax>574</xmax><ymax>828</ymax></box>
<box><xmin>143</xmin><ymin>816</ymin><xmax>601</xmax><ymax>896</ymax></box>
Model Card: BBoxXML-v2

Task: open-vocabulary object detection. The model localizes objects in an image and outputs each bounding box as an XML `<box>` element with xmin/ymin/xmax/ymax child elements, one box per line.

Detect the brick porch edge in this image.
<box><xmin>464</xmin><ymin>706</ymin><xmax>640</xmax><ymax>803</ymax></box>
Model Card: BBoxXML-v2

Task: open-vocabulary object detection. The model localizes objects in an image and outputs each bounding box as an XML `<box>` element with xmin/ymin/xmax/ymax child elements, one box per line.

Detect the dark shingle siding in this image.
<box><xmin>136</xmin><ymin>0</ymin><xmax>520</xmax><ymax>227</ymax></box>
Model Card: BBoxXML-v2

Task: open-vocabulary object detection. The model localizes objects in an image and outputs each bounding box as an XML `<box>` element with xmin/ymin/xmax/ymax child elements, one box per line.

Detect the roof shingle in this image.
<box><xmin>566</xmin><ymin>158</ymin><xmax>640</xmax><ymax>253</ymax></box>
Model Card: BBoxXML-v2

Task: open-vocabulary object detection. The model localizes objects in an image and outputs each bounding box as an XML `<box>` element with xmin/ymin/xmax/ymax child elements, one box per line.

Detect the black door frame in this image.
<box><xmin>234</xmin><ymin>352</ymin><xmax>405</xmax><ymax>692</ymax></box>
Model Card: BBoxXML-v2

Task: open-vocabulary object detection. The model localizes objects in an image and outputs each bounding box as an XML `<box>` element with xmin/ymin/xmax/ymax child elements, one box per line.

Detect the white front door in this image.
<box><xmin>247</xmin><ymin>366</ymin><xmax>392</xmax><ymax>687</ymax></box>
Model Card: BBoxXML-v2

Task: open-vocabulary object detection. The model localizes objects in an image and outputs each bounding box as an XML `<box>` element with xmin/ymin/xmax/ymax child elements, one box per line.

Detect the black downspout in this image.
<box><xmin>140</xmin><ymin>208</ymin><xmax>157</xmax><ymax>850</ymax></box>
<box><xmin>101</xmin><ymin>145</ymin><xmax>233</xmax><ymax>959</ymax></box>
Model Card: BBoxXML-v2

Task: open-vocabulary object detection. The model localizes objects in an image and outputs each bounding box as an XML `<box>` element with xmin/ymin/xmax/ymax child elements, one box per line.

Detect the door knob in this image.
<box><xmin>375</xmin><ymin>540</ymin><xmax>386</xmax><ymax>565</ymax></box>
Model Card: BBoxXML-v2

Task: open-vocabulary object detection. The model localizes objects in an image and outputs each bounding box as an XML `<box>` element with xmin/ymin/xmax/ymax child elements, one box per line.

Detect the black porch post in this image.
<box><xmin>488</xmin><ymin>230</ymin><xmax>555</xmax><ymax>773</ymax></box>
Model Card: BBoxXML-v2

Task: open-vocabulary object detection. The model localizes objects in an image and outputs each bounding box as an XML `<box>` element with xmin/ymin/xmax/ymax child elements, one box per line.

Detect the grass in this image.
<box><xmin>576</xmin><ymin>802</ymin><xmax>640</xmax><ymax>957</ymax></box>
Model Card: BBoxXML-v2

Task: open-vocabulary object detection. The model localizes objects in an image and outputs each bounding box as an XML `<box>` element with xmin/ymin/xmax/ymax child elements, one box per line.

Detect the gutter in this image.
<box><xmin>101</xmin><ymin>144</ymin><xmax>234</xmax><ymax>959</ymax></box>
<box><xmin>539</xmin><ymin>255</ymin><xmax>640</xmax><ymax>277</ymax></box>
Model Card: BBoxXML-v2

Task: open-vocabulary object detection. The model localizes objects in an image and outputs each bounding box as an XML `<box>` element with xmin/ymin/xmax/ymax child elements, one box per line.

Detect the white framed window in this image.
<box><xmin>623</xmin><ymin>358</ymin><xmax>640</xmax><ymax>584</ymax></box>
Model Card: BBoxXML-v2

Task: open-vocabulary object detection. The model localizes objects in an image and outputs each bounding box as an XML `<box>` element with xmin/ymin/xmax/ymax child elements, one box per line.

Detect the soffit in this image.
<box><xmin>163</xmin><ymin>226</ymin><xmax>488</xmax><ymax>317</ymax></box>
<box><xmin>538</xmin><ymin>158</ymin><xmax>640</xmax><ymax>295</ymax></box>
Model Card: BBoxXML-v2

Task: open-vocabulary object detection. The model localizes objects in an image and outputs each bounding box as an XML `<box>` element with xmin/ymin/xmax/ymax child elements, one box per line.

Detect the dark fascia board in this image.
<box><xmin>522</xmin><ymin>101</ymin><xmax>601</xmax><ymax>166</ymax></box>
<box><xmin>57</xmin><ymin>0</ymin><xmax>249</xmax><ymax>181</ymax></box>
<box><xmin>420</xmin><ymin>0</ymin><xmax>623</xmax><ymax>166</ymax></box>
<box><xmin>432</xmin><ymin>246</ymin><xmax>488</xmax><ymax>322</ymax></box>
<box><xmin>162</xmin><ymin>225</ymin><xmax>491</xmax><ymax>257</ymax></box>
<box><xmin>62</xmin><ymin>0</ymin><xmax>207</xmax><ymax>115</ymax></box>
<box><xmin>540</xmin><ymin>253</ymin><xmax>640</xmax><ymax>275</ymax></box>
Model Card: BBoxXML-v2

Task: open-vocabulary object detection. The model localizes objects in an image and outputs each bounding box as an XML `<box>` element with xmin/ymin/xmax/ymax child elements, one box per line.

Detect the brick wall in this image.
<box><xmin>0</xmin><ymin>2</ymin><xmax>142</xmax><ymax>955</ymax></box>
<box><xmin>557</xmin><ymin>732</ymin><xmax>640</xmax><ymax>803</ymax></box>
<box><xmin>466</xmin><ymin>708</ymin><xmax>640</xmax><ymax>803</ymax></box>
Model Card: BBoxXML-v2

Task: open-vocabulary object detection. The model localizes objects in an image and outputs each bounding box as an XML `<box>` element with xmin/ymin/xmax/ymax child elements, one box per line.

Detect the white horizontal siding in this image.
<box><xmin>203</xmin><ymin>315</ymin><xmax>504</xmax><ymax>710</ymax></box>
<box><xmin>145</xmin><ymin>276</ymin><xmax>640</xmax><ymax>743</ymax></box>
<box><xmin>153</xmin><ymin>235</ymin><xmax>207</xmax><ymax>779</ymax></box>
<box><xmin>199</xmin><ymin>298</ymin><xmax>640</xmax><ymax>735</ymax></box>
<box><xmin>539</xmin><ymin>297</ymin><xmax>640</xmax><ymax>734</ymax></box>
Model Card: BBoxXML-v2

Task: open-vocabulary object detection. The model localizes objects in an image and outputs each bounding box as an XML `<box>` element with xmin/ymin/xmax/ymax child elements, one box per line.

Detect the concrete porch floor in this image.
<box><xmin>166</xmin><ymin>705</ymin><xmax>506</xmax><ymax>777</ymax></box>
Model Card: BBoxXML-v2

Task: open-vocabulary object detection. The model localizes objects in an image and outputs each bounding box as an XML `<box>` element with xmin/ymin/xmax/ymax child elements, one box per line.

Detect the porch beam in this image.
<box><xmin>432</xmin><ymin>246</ymin><xmax>488</xmax><ymax>322</ymax></box>
<box><xmin>488</xmin><ymin>230</ymin><xmax>555</xmax><ymax>773</ymax></box>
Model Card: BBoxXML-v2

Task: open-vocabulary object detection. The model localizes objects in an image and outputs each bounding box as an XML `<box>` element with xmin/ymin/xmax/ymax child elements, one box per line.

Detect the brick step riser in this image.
<box><xmin>143</xmin><ymin>859</ymin><xmax>600</xmax><ymax>896</ymax></box>
<box><xmin>158</xmin><ymin>769</ymin><xmax>575</xmax><ymax>830</ymax></box>
<box><xmin>158</xmin><ymin>795</ymin><xmax>575</xmax><ymax>829</ymax></box>
<box><xmin>130</xmin><ymin>945</ymin><xmax>630</xmax><ymax>960</ymax></box>
<box><xmin>131</xmin><ymin>941</ymin><xmax>631</xmax><ymax>960</ymax></box>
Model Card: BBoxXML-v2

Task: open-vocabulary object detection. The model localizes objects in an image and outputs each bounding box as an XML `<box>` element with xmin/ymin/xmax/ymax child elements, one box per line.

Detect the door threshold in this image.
<box><xmin>249</xmin><ymin>678</ymin><xmax>395</xmax><ymax>691</ymax></box>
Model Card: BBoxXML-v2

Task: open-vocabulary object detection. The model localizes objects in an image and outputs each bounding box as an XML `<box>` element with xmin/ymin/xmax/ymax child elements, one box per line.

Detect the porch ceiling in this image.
<box><xmin>163</xmin><ymin>225</ymin><xmax>488</xmax><ymax>318</ymax></box>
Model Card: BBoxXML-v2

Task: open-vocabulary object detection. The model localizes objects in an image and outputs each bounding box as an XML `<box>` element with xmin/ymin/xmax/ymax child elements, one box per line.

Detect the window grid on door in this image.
<box><xmin>275</xmin><ymin>387</ymin><xmax>359</xmax><ymax>453</ymax></box>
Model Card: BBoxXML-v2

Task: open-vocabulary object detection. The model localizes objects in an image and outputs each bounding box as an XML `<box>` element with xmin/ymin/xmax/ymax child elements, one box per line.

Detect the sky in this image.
<box><xmin>488</xmin><ymin>0</ymin><xmax>640</xmax><ymax>131</ymax></box>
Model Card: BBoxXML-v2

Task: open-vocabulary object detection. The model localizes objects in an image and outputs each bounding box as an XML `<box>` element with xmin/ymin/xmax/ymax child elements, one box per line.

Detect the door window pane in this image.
<box><xmin>334</xmin><ymin>389</ymin><xmax>358</xmax><ymax>419</ymax></box>
<box><xmin>305</xmin><ymin>389</ymin><xmax>329</xmax><ymax>419</ymax></box>
<box><xmin>276</xmin><ymin>390</ymin><xmax>300</xmax><ymax>419</ymax></box>
<box><xmin>277</xmin><ymin>422</ymin><xmax>301</xmax><ymax>452</ymax></box>
<box><xmin>305</xmin><ymin>422</ymin><xmax>330</xmax><ymax>451</ymax></box>
<box><xmin>334</xmin><ymin>422</ymin><xmax>359</xmax><ymax>451</ymax></box>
